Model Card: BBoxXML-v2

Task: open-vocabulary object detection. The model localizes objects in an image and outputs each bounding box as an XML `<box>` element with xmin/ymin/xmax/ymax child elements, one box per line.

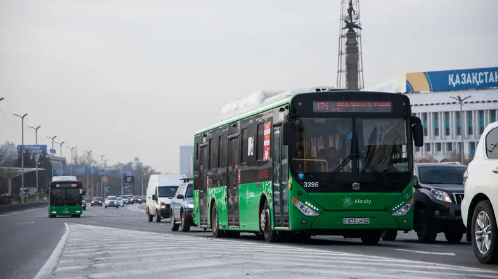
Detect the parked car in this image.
<box><xmin>82</xmin><ymin>198</ymin><xmax>87</xmax><ymax>211</ymax></box>
<box><xmin>462</xmin><ymin>121</ymin><xmax>498</xmax><ymax>264</ymax></box>
<box><xmin>91</xmin><ymin>197</ymin><xmax>103</xmax><ymax>207</ymax></box>
<box><xmin>116</xmin><ymin>197</ymin><xmax>125</xmax><ymax>207</ymax></box>
<box><xmin>105</xmin><ymin>196</ymin><xmax>119</xmax><ymax>208</ymax></box>
<box><xmin>170</xmin><ymin>178</ymin><xmax>195</xmax><ymax>232</ymax></box>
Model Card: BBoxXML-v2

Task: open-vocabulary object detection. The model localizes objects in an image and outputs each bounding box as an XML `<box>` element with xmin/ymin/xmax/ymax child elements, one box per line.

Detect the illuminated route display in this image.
<box><xmin>312</xmin><ymin>101</ymin><xmax>393</xmax><ymax>113</ymax></box>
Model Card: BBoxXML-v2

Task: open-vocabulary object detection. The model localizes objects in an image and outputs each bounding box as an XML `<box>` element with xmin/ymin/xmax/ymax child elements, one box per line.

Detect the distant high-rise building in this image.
<box><xmin>179</xmin><ymin>146</ymin><xmax>193</xmax><ymax>177</ymax></box>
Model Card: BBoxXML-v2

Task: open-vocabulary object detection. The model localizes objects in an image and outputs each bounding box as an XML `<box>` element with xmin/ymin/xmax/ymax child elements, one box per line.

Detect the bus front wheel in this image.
<box><xmin>361</xmin><ymin>232</ymin><xmax>381</xmax><ymax>245</ymax></box>
<box><xmin>260</xmin><ymin>201</ymin><xmax>279</xmax><ymax>243</ymax></box>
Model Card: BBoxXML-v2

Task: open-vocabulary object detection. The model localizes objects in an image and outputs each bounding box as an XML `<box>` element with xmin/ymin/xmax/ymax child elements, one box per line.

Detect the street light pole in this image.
<box><xmin>46</xmin><ymin>136</ymin><xmax>57</xmax><ymax>178</ymax></box>
<box><xmin>84</xmin><ymin>151</ymin><xmax>92</xmax><ymax>197</ymax></box>
<box><xmin>54</xmin><ymin>141</ymin><xmax>65</xmax><ymax>175</ymax></box>
<box><xmin>103</xmin><ymin>159</ymin><xmax>108</xmax><ymax>196</ymax></box>
<box><xmin>14</xmin><ymin>113</ymin><xmax>28</xmax><ymax>203</ymax></box>
<box><xmin>450</xmin><ymin>95</ymin><xmax>471</xmax><ymax>164</ymax></box>
<box><xmin>66</xmin><ymin>146</ymin><xmax>76</xmax><ymax>175</ymax></box>
<box><xmin>28</xmin><ymin>125</ymin><xmax>41</xmax><ymax>202</ymax></box>
<box><xmin>100</xmin><ymin>155</ymin><xmax>105</xmax><ymax>197</ymax></box>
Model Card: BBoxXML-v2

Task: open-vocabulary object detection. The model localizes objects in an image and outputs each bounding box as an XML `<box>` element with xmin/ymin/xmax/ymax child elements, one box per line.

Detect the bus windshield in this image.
<box><xmin>50</xmin><ymin>188</ymin><xmax>82</xmax><ymax>206</ymax></box>
<box><xmin>292</xmin><ymin>118</ymin><xmax>352</xmax><ymax>173</ymax></box>
<box><xmin>291</xmin><ymin>118</ymin><xmax>409</xmax><ymax>174</ymax></box>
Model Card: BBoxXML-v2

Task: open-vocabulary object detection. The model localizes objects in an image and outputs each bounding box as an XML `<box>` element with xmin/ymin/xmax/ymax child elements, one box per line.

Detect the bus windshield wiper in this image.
<box><xmin>357</xmin><ymin>152</ymin><xmax>392</xmax><ymax>188</ymax></box>
<box><xmin>321</xmin><ymin>153</ymin><xmax>354</xmax><ymax>187</ymax></box>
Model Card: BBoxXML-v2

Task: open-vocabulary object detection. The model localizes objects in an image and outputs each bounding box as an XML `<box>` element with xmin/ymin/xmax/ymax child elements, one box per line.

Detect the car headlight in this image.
<box><xmin>186</xmin><ymin>203</ymin><xmax>194</xmax><ymax>209</ymax></box>
<box><xmin>392</xmin><ymin>198</ymin><xmax>413</xmax><ymax>216</ymax></box>
<box><xmin>161</xmin><ymin>203</ymin><xmax>166</xmax><ymax>209</ymax></box>
<box><xmin>431</xmin><ymin>189</ymin><xmax>452</xmax><ymax>203</ymax></box>
<box><xmin>291</xmin><ymin>197</ymin><xmax>319</xmax><ymax>216</ymax></box>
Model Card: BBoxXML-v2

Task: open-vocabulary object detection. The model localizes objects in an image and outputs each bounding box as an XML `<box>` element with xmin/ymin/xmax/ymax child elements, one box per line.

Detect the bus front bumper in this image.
<box><xmin>291</xmin><ymin>209</ymin><xmax>413</xmax><ymax>231</ymax></box>
<box><xmin>49</xmin><ymin>206</ymin><xmax>83</xmax><ymax>216</ymax></box>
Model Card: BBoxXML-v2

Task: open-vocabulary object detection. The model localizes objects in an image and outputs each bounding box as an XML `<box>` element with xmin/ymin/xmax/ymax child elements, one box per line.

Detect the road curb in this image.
<box><xmin>33</xmin><ymin>222</ymin><xmax>70</xmax><ymax>279</ymax></box>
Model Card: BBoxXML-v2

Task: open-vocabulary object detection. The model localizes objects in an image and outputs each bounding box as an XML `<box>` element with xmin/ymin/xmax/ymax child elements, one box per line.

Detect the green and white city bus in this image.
<box><xmin>192</xmin><ymin>88</ymin><xmax>424</xmax><ymax>243</ymax></box>
<box><xmin>48</xmin><ymin>176</ymin><xmax>85</xmax><ymax>218</ymax></box>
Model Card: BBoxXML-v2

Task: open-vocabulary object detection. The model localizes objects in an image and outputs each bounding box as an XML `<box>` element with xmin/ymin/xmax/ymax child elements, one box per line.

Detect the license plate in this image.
<box><xmin>343</xmin><ymin>218</ymin><xmax>370</xmax><ymax>225</ymax></box>
<box><xmin>63</xmin><ymin>211</ymin><xmax>69</xmax><ymax>214</ymax></box>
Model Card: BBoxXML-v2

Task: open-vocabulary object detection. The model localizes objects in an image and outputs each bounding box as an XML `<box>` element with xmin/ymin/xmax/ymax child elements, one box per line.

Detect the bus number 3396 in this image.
<box><xmin>304</xmin><ymin>182</ymin><xmax>319</xmax><ymax>188</ymax></box>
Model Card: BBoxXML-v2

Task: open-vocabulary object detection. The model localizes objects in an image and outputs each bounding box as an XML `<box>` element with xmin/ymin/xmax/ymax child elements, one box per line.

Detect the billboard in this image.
<box><xmin>17</xmin><ymin>145</ymin><xmax>47</xmax><ymax>155</ymax></box>
<box><xmin>406</xmin><ymin>67</ymin><xmax>498</xmax><ymax>92</ymax></box>
<box><xmin>123</xmin><ymin>176</ymin><xmax>134</xmax><ymax>195</ymax></box>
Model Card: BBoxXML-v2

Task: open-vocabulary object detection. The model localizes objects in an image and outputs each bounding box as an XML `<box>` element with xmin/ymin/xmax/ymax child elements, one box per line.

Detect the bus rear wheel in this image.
<box><xmin>211</xmin><ymin>204</ymin><xmax>225</xmax><ymax>238</ymax></box>
<box><xmin>260</xmin><ymin>201</ymin><xmax>279</xmax><ymax>243</ymax></box>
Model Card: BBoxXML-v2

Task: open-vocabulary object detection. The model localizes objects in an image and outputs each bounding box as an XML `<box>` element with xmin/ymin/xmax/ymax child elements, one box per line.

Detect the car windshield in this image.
<box><xmin>186</xmin><ymin>184</ymin><xmax>193</xmax><ymax>198</ymax></box>
<box><xmin>117</xmin><ymin>197</ymin><xmax>122</xmax><ymax>201</ymax></box>
<box><xmin>418</xmin><ymin>165</ymin><xmax>467</xmax><ymax>185</ymax></box>
<box><xmin>158</xmin><ymin>186</ymin><xmax>179</xmax><ymax>197</ymax></box>
<box><xmin>93</xmin><ymin>197</ymin><xmax>101</xmax><ymax>201</ymax></box>
<box><xmin>107</xmin><ymin>197</ymin><xmax>117</xmax><ymax>200</ymax></box>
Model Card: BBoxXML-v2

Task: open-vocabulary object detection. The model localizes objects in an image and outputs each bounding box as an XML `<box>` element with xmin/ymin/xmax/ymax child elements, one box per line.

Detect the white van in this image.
<box><xmin>146</xmin><ymin>174</ymin><xmax>186</xmax><ymax>222</ymax></box>
<box><xmin>462</xmin><ymin>121</ymin><xmax>498</xmax><ymax>264</ymax></box>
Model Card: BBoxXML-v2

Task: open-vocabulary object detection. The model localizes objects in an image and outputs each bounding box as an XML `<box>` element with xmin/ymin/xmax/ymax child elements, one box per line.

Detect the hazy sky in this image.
<box><xmin>1</xmin><ymin>0</ymin><xmax>497</xmax><ymax>172</ymax></box>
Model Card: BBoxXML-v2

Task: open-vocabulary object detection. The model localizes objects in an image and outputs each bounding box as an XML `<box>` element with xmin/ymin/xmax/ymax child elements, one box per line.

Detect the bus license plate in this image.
<box><xmin>343</xmin><ymin>218</ymin><xmax>370</xmax><ymax>225</ymax></box>
<box><xmin>63</xmin><ymin>211</ymin><xmax>69</xmax><ymax>214</ymax></box>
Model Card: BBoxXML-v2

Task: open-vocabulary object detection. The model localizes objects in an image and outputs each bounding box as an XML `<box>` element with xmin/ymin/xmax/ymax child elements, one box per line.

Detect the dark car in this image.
<box><xmin>140</xmin><ymin>196</ymin><xmax>146</xmax><ymax>203</ymax></box>
<box><xmin>170</xmin><ymin>178</ymin><xmax>195</xmax><ymax>232</ymax></box>
<box><xmin>91</xmin><ymin>197</ymin><xmax>103</xmax><ymax>207</ymax></box>
<box><xmin>412</xmin><ymin>163</ymin><xmax>467</xmax><ymax>243</ymax></box>
<box><xmin>131</xmin><ymin>196</ymin><xmax>141</xmax><ymax>204</ymax></box>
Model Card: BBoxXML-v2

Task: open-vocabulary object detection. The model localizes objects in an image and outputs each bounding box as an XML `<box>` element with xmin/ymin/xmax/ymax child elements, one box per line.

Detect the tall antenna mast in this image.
<box><xmin>336</xmin><ymin>0</ymin><xmax>364</xmax><ymax>89</ymax></box>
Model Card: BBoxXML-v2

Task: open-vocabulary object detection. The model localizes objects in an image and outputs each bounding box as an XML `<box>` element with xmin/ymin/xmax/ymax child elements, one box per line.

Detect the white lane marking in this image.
<box><xmin>33</xmin><ymin>223</ymin><xmax>71</xmax><ymax>279</ymax></box>
<box><xmin>15</xmin><ymin>221</ymin><xmax>35</xmax><ymax>224</ymax></box>
<box><xmin>394</xmin><ymin>248</ymin><xmax>456</xmax><ymax>256</ymax></box>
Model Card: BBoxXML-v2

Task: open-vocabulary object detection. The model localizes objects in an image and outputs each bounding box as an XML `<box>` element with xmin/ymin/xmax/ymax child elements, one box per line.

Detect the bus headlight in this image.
<box><xmin>392</xmin><ymin>198</ymin><xmax>413</xmax><ymax>216</ymax></box>
<box><xmin>291</xmin><ymin>197</ymin><xmax>319</xmax><ymax>217</ymax></box>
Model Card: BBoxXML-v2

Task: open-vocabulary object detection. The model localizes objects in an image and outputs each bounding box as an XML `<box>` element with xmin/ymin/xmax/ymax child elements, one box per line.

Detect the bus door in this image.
<box><xmin>227</xmin><ymin>136</ymin><xmax>240</xmax><ymax>227</ymax></box>
<box><xmin>272</xmin><ymin>125</ymin><xmax>290</xmax><ymax>228</ymax></box>
<box><xmin>199</xmin><ymin>144</ymin><xmax>209</xmax><ymax>226</ymax></box>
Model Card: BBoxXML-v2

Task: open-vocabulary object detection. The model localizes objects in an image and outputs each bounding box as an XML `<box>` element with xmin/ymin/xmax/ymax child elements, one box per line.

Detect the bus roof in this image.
<box><xmin>52</xmin><ymin>176</ymin><xmax>79</xmax><ymax>182</ymax></box>
<box><xmin>196</xmin><ymin>87</ymin><xmax>341</xmax><ymax>134</ymax></box>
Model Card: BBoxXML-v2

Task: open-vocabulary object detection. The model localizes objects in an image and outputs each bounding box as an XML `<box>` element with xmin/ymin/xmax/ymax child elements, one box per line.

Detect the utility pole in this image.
<box><xmin>54</xmin><ymin>141</ymin><xmax>65</xmax><ymax>175</ymax></box>
<box><xmin>100</xmin><ymin>155</ymin><xmax>105</xmax><ymax>197</ymax></box>
<box><xmin>103</xmin><ymin>159</ymin><xmax>108</xmax><ymax>196</ymax></box>
<box><xmin>84</xmin><ymin>151</ymin><xmax>92</xmax><ymax>197</ymax></box>
<box><xmin>450</xmin><ymin>95</ymin><xmax>471</xmax><ymax>164</ymax></box>
<box><xmin>66</xmin><ymin>146</ymin><xmax>76</xmax><ymax>175</ymax></box>
<box><xmin>28</xmin><ymin>125</ymin><xmax>41</xmax><ymax>202</ymax></box>
<box><xmin>46</xmin><ymin>136</ymin><xmax>57</xmax><ymax>178</ymax></box>
<box><xmin>13</xmin><ymin>113</ymin><xmax>28</xmax><ymax>203</ymax></box>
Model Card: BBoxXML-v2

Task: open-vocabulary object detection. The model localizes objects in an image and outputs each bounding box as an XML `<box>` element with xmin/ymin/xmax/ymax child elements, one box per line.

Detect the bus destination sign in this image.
<box><xmin>313</xmin><ymin>101</ymin><xmax>393</xmax><ymax>113</ymax></box>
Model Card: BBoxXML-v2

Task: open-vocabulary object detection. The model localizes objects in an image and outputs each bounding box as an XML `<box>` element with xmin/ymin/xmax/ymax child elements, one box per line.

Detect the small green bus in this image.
<box><xmin>192</xmin><ymin>88</ymin><xmax>423</xmax><ymax>243</ymax></box>
<box><xmin>48</xmin><ymin>176</ymin><xmax>85</xmax><ymax>218</ymax></box>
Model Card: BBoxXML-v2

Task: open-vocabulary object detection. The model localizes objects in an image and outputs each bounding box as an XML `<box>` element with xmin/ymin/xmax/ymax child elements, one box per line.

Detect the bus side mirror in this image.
<box><xmin>411</xmin><ymin>116</ymin><xmax>424</xmax><ymax>147</ymax></box>
<box><xmin>282</xmin><ymin>121</ymin><xmax>295</xmax><ymax>146</ymax></box>
<box><xmin>413</xmin><ymin>175</ymin><xmax>419</xmax><ymax>187</ymax></box>
<box><xmin>82</xmin><ymin>190</ymin><xmax>86</xmax><ymax>196</ymax></box>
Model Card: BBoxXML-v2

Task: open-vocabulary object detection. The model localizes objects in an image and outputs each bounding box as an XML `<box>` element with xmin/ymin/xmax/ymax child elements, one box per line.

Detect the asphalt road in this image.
<box><xmin>0</xmin><ymin>208</ymin><xmax>65</xmax><ymax>279</ymax></box>
<box><xmin>1</xmin><ymin>203</ymin><xmax>497</xmax><ymax>279</ymax></box>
